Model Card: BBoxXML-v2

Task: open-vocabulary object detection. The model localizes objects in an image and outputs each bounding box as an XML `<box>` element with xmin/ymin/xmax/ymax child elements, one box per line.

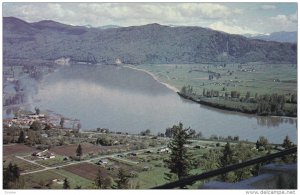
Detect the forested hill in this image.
<box><xmin>3</xmin><ymin>17</ymin><xmax>297</xmax><ymax>64</ymax></box>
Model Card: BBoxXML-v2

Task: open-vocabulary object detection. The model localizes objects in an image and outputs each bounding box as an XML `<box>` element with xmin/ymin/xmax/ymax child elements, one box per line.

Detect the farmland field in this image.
<box><xmin>3</xmin><ymin>144</ymin><xmax>36</xmax><ymax>156</ymax></box>
<box><xmin>49</xmin><ymin>143</ymin><xmax>126</xmax><ymax>157</ymax></box>
<box><xmin>21</xmin><ymin>169</ymin><xmax>94</xmax><ymax>189</ymax></box>
<box><xmin>35</xmin><ymin>156</ymin><xmax>70</xmax><ymax>167</ymax></box>
<box><xmin>62</xmin><ymin>162</ymin><xmax>103</xmax><ymax>181</ymax></box>
<box><xmin>138</xmin><ymin>63</ymin><xmax>297</xmax><ymax>96</ymax></box>
<box><xmin>3</xmin><ymin>155</ymin><xmax>44</xmax><ymax>173</ymax></box>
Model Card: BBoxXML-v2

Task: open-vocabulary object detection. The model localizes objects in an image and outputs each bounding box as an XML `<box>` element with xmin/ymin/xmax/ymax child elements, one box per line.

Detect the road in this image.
<box><xmin>17</xmin><ymin>137</ymin><xmax>230</xmax><ymax>176</ymax></box>
<box><xmin>19</xmin><ymin>146</ymin><xmax>164</xmax><ymax>175</ymax></box>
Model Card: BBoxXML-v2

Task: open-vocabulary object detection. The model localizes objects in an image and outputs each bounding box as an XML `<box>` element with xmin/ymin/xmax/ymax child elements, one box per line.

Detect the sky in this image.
<box><xmin>2</xmin><ymin>2</ymin><xmax>298</xmax><ymax>35</ymax></box>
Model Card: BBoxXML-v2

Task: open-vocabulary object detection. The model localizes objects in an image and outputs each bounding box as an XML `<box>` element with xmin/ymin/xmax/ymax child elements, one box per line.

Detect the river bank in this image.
<box><xmin>123</xmin><ymin>65</ymin><xmax>179</xmax><ymax>93</ymax></box>
<box><xmin>127</xmin><ymin>64</ymin><xmax>296</xmax><ymax>118</ymax></box>
<box><xmin>177</xmin><ymin>92</ymin><xmax>297</xmax><ymax>118</ymax></box>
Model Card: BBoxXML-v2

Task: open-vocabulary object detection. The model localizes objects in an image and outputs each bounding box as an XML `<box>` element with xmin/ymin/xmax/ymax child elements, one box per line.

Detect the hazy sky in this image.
<box><xmin>3</xmin><ymin>2</ymin><xmax>298</xmax><ymax>35</ymax></box>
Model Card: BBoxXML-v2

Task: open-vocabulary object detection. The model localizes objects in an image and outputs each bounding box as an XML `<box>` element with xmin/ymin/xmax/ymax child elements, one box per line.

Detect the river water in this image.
<box><xmin>31</xmin><ymin>64</ymin><xmax>297</xmax><ymax>144</ymax></box>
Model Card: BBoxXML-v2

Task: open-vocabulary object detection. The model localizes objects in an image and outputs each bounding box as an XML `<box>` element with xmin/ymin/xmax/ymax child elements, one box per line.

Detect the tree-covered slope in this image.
<box><xmin>3</xmin><ymin>17</ymin><xmax>297</xmax><ymax>64</ymax></box>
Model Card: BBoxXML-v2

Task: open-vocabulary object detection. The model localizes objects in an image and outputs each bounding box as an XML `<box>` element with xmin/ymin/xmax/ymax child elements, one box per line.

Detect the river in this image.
<box><xmin>31</xmin><ymin>64</ymin><xmax>297</xmax><ymax>144</ymax></box>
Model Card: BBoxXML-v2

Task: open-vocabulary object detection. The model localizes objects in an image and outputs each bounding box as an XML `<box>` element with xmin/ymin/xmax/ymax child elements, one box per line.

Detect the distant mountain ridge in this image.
<box><xmin>245</xmin><ymin>31</ymin><xmax>297</xmax><ymax>43</ymax></box>
<box><xmin>3</xmin><ymin>17</ymin><xmax>297</xmax><ymax>64</ymax></box>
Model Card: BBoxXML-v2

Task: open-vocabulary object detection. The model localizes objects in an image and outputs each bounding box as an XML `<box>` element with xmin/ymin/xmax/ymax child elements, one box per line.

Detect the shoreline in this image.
<box><xmin>177</xmin><ymin>92</ymin><xmax>297</xmax><ymax>118</ymax></box>
<box><xmin>123</xmin><ymin>65</ymin><xmax>180</xmax><ymax>93</ymax></box>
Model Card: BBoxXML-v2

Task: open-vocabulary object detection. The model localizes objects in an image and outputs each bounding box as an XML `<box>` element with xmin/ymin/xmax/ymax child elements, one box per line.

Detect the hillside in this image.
<box><xmin>3</xmin><ymin>17</ymin><xmax>297</xmax><ymax>64</ymax></box>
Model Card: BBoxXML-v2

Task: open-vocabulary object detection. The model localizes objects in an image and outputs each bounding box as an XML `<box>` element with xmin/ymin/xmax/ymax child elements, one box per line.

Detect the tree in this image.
<box><xmin>291</xmin><ymin>93</ymin><xmax>297</xmax><ymax>103</ymax></box>
<box><xmin>195</xmin><ymin>131</ymin><xmax>203</xmax><ymax>139</ymax></box>
<box><xmin>164</xmin><ymin>123</ymin><xmax>193</xmax><ymax>186</ymax></box>
<box><xmin>281</xmin><ymin>136</ymin><xmax>295</xmax><ymax>163</ymax></box>
<box><xmin>34</xmin><ymin>107</ymin><xmax>40</xmax><ymax>115</ymax></box>
<box><xmin>96</xmin><ymin>136</ymin><xmax>112</xmax><ymax>146</ymax></box>
<box><xmin>63</xmin><ymin>178</ymin><xmax>70</xmax><ymax>189</ymax></box>
<box><xmin>188</xmin><ymin>129</ymin><xmax>196</xmax><ymax>138</ymax></box>
<box><xmin>256</xmin><ymin>136</ymin><xmax>269</xmax><ymax>150</ymax></box>
<box><xmin>60</xmin><ymin>117</ymin><xmax>65</xmax><ymax>128</ymax></box>
<box><xmin>232</xmin><ymin>143</ymin><xmax>256</xmax><ymax>182</ymax></box>
<box><xmin>282</xmin><ymin>136</ymin><xmax>293</xmax><ymax>149</ymax></box>
<box><xmin>18</xmin><ymin>130</ymin><xmax>25</xmax><ymax>143</ymax></box>
<box><xmin>140</xmin><ymin>129</ymin><xmax>151</xmax><ymax>136</ymax></box>
<box><xmin>76</xmin><ymin>144</ymin><xmax>83</xmax><ymax>158</ymax></box>
<box><xmin>116</xmin><ymin>168</ymin><xmax>129</xmax><ymax>189</ymax></box>
<box><xmin>12</xmin><ymin>164</ymin><xmax>20</xmax><ymax>181</ymax></box>
<box><xmin>103</xmin><ymin>176</ymin><xmax>113</xmax><ymax>189</ymax></box>
<box><xmin>30</xmin><ymin>121</ymin><xmax>42</xmax><ymax>131</ymax></box>
<box><xmin>245</xmin><ymin>91</ymin><xmax>251</xmax><ymax>101</ymax></box>
<box><xmin>203</xmin><ymin>149</ymin><xmax>220</xmax><ymax>172</ymax></box>
<box><xmin>77</xmin><ymin>123</ymin><xmax>82</xmax><ymax>130</ymax></box>
<box><xmin>95</xmin><ymin>169</ymin><xmax>104</xmax><ymax>189</ymax></box>
<box><xmin>165</xmin><ymin>127</ymin><xmax>174</xmax><ymax>138</ymax></box>
<box><xmin>218</xmin><ymin>142</ymin><xmax>233</xmax><ymax>182</ymax></box>
<box><xmin>3</xmin><ymin>163</ymin><xmax>20</xmax><ymax>189</ymax></box>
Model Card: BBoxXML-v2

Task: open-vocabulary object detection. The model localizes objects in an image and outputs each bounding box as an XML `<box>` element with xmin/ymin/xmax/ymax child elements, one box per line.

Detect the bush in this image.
<box><xmin>30</xmin><ymin>121</ymin><xmax>42</xmax><ymax>131</ymax></box>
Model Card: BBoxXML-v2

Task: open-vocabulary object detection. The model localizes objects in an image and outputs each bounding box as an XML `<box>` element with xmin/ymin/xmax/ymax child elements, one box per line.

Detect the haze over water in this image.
<box><xmin>33</xmin><ymin>64</ymin><xmax>297</xmax><ymax>144</ymax></box>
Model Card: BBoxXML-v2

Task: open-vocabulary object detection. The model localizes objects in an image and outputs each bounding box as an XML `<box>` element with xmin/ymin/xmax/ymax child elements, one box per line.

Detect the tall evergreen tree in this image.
<box><xmin>76</xmin><ymin>144</ymin><xmax>83</xmax><ymax>157</ymax></box>
<box><xmin>63</xmin><ymin>178</ymin><xmax>70</xmax><ymax>189</ymax></box>
<box><xmin>164</xmin><ymin>123</ymin><xmax>193</xmax><ymax>185</ymax></box>
<box><xmin>18</xmin><ymin>130</ymin><xmax>25</xmax><ymax>143</ymax></box>
<box><xmin>60</xmin><ymin>117</ymin><xmax>65</xmax><ymax>128</ymax></box>
<box><xmin>34</xmin><ymin>107</ymin><xmax>40</xmax><ymax>115</ymax></box>
<box><xmin>218</xmin><ymin>142</ymin><xmax>233</xmax><ymax>182</ymax></box>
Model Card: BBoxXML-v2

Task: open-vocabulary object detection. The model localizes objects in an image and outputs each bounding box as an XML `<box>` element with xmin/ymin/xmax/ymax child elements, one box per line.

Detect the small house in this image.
<box><xmin>158</xmin><ymin>147</ymin><xmax>170</xmax><ymax>153</ymax></box>
<box><xmin>96</xmin><ymin>159</ymin><xmax>109</xmax><ymax>165</ymax></box>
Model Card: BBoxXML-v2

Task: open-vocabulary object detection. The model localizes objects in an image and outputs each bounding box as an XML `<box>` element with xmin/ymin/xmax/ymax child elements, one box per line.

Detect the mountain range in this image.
<box><xmin>3</xmin><ymin>17</ymin><xmax>297</xmax><ymax>64</ymax></box>
<box><xmin>245</xmin><ymin>31</ymin><xmax>297</xmax><ymax>43</ymax></box>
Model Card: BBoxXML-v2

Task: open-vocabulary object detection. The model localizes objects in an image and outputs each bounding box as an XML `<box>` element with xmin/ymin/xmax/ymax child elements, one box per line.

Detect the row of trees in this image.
<box><xmin>257</xmin><ymin>94</ymin><xmax>286</xmax><ymax>115</ymax></box>
<box><xmin>180</xmin><ymin>85</ymin><xmax>196</xmax><ymax>97</ymax></box>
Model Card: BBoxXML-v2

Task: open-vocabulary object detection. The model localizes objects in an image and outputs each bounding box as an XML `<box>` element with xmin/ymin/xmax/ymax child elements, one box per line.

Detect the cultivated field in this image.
<box><xmin>3</xmin><ymin>155</ymin><xmax>44</xmax><ymax>173</ymax></box>
<box><xmin>49</xmin><ymin>143</ymin><xmax>127</xmax><ymax>157</ymax></box>
<box><xmin>3</xmin><ymin>144</ymin><xmax>37</xmax><ymax>156</ymax></box>
<box><xmin>63</xmin><ymin>162</ymin><xmax>103</xmax><ymax>181</ymax></box>
<box><xmin>138</xmin><ymin>63</ymin><xmax>297</xmax><ymax>96</ymax></box>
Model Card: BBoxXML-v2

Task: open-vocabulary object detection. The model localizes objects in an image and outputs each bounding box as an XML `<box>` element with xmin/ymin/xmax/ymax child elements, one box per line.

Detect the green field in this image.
<box><xmin>3</xmin><ymin>156</ymin><xmax>44</xmax><ymax>173</ymax></box>
<box><xmin>36</xmin><ymin>156</ymin><xmax>70</xmax><ymax>167</ymax></box>
<box><xmin>138</xmin><ymin>63</ymin><xmax>297</xmax><ymax>96</ymax></box>
<box><xmin>21</xmin><ymin>169</ymin><xmax>95</xmax><ymax>189</ymax></box>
